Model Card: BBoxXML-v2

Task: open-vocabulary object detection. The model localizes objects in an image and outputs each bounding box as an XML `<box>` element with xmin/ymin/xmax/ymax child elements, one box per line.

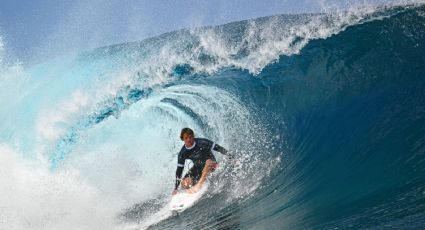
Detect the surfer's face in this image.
<box><xmin>183</xmin><ymin>133</ymin><xmax>195</xmax><ymax>147</ymax></box>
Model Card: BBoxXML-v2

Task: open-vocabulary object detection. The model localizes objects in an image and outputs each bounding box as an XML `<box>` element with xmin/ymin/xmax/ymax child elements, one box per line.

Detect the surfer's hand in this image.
<box><xmin>226</xmin><ymin>154</ymin><xmax>238</xmax><ymax>164</ymax></box>
<box><xmin>172</xmin><ymin>190</ymin><xmax>178</xmax><ymax>195</ymax></box>
<box><xmin>226</xmin><ymin>153</ymin><xmax>235</xmax><ymax>159</ymax></box>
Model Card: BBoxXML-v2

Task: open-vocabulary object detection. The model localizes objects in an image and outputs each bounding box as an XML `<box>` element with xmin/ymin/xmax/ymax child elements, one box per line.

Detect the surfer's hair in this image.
<box><xmin>180</xmin><ymin>128</ymin><xmax>194</xmax><ymax>140</ymax></box>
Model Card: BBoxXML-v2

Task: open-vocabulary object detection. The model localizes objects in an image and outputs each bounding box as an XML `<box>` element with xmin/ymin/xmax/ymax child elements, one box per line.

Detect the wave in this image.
<box><xmin>0</xmin><ymin>2</ymin><xmax>425</xmax><ymax>230</ymax></box>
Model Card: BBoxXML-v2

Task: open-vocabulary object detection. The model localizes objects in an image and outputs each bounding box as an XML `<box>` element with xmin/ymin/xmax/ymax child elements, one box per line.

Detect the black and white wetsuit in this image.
<box><xmin>175</xmin><ymin>138</ymin><xmax>228</xmax><ymax>190</ymax></box>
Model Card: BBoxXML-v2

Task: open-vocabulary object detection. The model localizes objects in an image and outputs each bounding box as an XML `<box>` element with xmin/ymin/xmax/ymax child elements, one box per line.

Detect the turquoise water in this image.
<box><xmin>1</xmin><ymin>3</ymin><xmax>424</xmax><ymax>230</ymax></box>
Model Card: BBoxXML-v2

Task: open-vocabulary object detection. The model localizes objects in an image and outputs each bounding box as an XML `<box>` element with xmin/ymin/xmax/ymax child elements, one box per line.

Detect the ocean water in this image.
<box><xmin>1</xmin><ymin>2</ymin><xmax>425</xmax><ymax>230</ymax></box>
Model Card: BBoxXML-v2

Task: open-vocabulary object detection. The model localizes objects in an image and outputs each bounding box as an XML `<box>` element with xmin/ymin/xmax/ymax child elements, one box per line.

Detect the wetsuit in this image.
<box><xmin>175</xmin><ymin>138</ymin><xmax>228</xmax><ymax>190</ymax></box>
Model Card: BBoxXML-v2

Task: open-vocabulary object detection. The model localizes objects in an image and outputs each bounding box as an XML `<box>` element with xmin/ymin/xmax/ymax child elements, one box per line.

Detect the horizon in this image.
<box><xmin>0</xmin><ymin>0</ymin><xmax>391</xmax><ymax>64</ymax></box>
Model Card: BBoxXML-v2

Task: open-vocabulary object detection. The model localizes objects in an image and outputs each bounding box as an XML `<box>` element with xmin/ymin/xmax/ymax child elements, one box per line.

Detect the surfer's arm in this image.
<box><xmin>175</xmin><ymin>166</ymin><xmax>184</xmax><ymax>190</ymax></box>
<box><xmin>212</xmin><ymin>142</ymin><xmax>229</xmax><ymax>156</ymax></box>
<box><xmin>174</xmin><ymin>153</ymin><xmax>185</xmax><ymax>190</ymax></box>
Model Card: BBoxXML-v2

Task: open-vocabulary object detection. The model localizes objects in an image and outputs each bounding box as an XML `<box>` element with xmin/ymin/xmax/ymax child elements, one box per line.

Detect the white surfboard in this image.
<box><xmin>170</xmin><ymin>184</ymin><xmax>208</xmax><ymax>213</ymax></box>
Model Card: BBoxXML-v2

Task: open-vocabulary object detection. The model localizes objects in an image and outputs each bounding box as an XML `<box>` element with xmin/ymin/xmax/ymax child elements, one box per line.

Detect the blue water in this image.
<box><xmin>0</xmin><ymin>3</ymin><xmax>425</xmax><ymax>230</ymax></box>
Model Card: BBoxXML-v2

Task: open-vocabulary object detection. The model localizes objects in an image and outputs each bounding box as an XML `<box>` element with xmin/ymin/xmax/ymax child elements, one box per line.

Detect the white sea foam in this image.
<box><xmin>0</xmin><ymin>144</ymin><xmax>125</xmax><ymax>230</ymax></box>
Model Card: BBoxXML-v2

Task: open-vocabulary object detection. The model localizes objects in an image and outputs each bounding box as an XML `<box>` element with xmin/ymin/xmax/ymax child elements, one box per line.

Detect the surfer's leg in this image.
<box><xmin>188</xmin><ymin>159</ymin><xmax>216</xmax><ymax>193</ymax></box>
<box><xmin>199</xmin><ymin>159</ymin><xmax>217</xmax><ymax>185</ymax></box>
<box><xmin>181</xmin><ymin>177</ymin><xmax>193</xmax><ymax>189</ymax></box>
<box><xmin>181</xmin><ymin>168</ymin><xmax>197</xmax><ymax>189</ymax></box>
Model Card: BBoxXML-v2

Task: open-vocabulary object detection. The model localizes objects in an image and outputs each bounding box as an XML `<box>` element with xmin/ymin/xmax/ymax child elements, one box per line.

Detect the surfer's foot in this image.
<box><xmin>186</xmin><ymin>184</ymin><xmax>201</xmax><ymax>193</ymax></box>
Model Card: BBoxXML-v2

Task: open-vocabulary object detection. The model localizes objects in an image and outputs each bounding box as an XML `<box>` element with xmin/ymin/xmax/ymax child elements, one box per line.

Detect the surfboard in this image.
<box><xmin>170</xmin><ymin>183</ymin><xmax>208</xmax><ymax>213</ymax></box>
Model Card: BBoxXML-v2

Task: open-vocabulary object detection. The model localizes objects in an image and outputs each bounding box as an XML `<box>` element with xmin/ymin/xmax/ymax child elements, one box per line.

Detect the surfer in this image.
<box><xmin>172</xmin><ymin>128</ymin><xmax>229</xmax><ymax>195</ymax></box>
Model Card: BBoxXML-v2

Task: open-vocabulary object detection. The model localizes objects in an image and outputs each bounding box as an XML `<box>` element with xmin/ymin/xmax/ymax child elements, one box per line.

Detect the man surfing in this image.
<box><xmin>172</xmin><ymin>128</ymin><xmax>229</xmax><ymax>195</ymax></box>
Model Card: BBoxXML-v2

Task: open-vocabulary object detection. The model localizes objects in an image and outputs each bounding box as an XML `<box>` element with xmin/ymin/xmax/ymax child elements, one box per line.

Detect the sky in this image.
<box><xmin>0</xmin><ymin>0</ymin><xmax>388</xmax><ymax>64</ymax></box>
